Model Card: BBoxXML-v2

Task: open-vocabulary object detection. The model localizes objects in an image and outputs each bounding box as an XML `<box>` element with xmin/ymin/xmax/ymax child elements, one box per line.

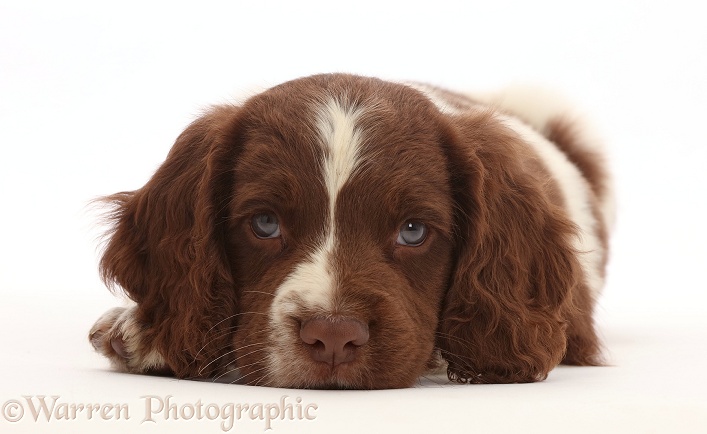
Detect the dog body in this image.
<box><xmin>89</xmin><ymin>74</ymin><xmax>612</xmax><ymax>389</ymax></box>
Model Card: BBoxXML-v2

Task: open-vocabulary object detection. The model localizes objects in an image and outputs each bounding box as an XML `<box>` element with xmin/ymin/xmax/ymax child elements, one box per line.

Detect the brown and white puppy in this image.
<box><xmin>89</xmin><ymin>74</ymin><xmax>612</xmax><ymax>389</ymax></box>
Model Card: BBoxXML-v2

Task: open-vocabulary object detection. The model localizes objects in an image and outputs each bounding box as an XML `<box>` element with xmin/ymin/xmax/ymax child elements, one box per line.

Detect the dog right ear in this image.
<box><xmin>436</xmin><ymin>110</ymin><xmax>590</xmax><ymax>384</ymax></box>
<box><xmin>97</xmin><ymin>105</ymin><xmax>243</xmax><ymax>378</ymax></box>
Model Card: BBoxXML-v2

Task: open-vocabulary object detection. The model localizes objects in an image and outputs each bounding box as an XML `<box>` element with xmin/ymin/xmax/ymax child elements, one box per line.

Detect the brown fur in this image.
<box><xmin>99</xmin><ymin>106</ymin><xmax>242</xmax><ymax>377</ymax></box>
<box><xmin>92</xmin><ymin>74</ymin><xmax>608</xmax><ymax>388</ymax></box>
<box><xmin>436</xmin><ymin>112</ymin><xmax>594</xmax><ymax>383</ymax></box>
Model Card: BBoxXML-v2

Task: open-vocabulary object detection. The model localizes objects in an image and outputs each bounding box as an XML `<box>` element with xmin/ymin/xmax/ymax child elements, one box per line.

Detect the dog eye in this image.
<box><xmin>397</xmin><ymin>221</ymin><xmax>427</xmax><ymax>246</ymax></box>
<box><xmin>251</xmin><ymin>213</ymin><xmax>281</xmax><ymax>239</ymax></box>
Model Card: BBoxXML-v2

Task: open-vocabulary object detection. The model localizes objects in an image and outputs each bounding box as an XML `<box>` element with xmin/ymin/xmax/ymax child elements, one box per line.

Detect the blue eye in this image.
<box><xmin>397</xmin><ymin>221</ymin><xmax>427</xmax><ymax>246</ymax></box>
<box><xmin>251</xmin><ymin>213</ymin><xmax>281</xmax><ymax>239</ymax></box>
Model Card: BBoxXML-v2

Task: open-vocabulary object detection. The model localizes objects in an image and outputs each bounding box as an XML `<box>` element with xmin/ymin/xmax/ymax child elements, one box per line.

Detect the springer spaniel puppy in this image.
<box><xmin>89</xmin><ymin>74</ymin><xmax>613</xmax><ymax>389</ymax></box>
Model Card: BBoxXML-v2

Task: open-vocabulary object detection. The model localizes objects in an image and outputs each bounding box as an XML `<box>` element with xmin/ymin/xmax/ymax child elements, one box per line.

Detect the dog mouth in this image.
<box><xmin>253</xmin><ymin>352</ymin><xmax>373</xmax><ymax>389</ymax></box>
<box><xmin>294</xmin><ymin>358</ymin><xmax>369</xmax><ymax>389</ymax></box>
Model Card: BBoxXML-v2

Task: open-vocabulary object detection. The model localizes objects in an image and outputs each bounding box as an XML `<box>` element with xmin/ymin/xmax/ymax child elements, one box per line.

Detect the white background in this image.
<box><xmin>1</xmin><ymin>0</ymin><xmax>705</xmax><ymax>433</ymax></box>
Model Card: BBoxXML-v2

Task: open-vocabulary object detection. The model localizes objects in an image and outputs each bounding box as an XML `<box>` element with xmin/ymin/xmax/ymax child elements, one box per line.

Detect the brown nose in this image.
<box><xmin>300</xmin><ymin>318</ymin><xmax>369</xmax><ymax>366</ymax></box>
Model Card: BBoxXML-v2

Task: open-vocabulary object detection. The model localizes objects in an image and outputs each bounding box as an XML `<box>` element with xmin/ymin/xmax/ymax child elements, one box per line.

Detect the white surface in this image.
<box><xmin>1</xmin><ymin>1</ymin><xmax>706</xmax><ymax>433</ymax></box>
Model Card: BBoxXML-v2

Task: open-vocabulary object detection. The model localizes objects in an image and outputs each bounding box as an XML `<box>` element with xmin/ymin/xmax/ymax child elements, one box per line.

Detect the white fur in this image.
<box><xmin>472</xmin><ymin>85</ymin><xmax>572</xmax><ymax>134</ymax></box>
<box><xmin>498</xmin><ymin>114</ymin><xmax>605</xmax><ymax>296</ymax></box>
<box><xmin>115</xmin><ymin>305</ymin><xmax>166</xmax><ymax>371</ymax></box>
<box><xmin>90</xmin><ymin>304</ymin><xmax>166</xmax><ymax>372</ymax></box>
<box><xmin>405</xmin><ymin>82</ymin><xmax>471</xmax><ymax>115</ymax></box>
<box><xmin>316</xmin><ymin>98</ymin><xmax>365</xmax><ymax>219</ymax></box>
<box><xmin>271</xmin><ymin>243</ymin><xmax>336</xmax><ymax>317</ymax></box>
<box><xmin>415</xmin><ymin>85</ymin><xmax>607</xmax><ymax>296</ymax></box>
<box><xmin>472</xmin><ymin>85</ymin><xmax>615</xmax><ymax>231</ymax></box>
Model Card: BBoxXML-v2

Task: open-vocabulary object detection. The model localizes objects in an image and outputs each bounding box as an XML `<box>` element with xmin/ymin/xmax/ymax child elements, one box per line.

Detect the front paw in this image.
<box><xmin>89</xmin><ymin>306</ymin><xmax>167</xmax><ymax>374</ymax></box>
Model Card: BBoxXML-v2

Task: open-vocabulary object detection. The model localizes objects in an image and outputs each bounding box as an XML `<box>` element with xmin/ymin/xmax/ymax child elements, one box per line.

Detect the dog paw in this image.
<box><xmin>89</xmin><ymin>306</ymin><xmax>167</xmax><ymax>374</ymax></box>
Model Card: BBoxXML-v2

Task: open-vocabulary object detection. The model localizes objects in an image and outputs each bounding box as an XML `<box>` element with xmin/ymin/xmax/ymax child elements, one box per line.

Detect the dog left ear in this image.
<box><xmin>99</xmin><ymin>105</ymin><xmax>243</xmax><ymax>378</ymax></box>
<box><xmin>437</xmin><ymin>111</ymin><xmax>582</xmax><ymax>384</ymax></box>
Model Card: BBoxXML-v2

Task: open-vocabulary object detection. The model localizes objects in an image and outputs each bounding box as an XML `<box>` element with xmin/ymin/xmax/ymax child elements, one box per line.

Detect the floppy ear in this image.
<box><xmin>437</xmin><ymin>111</ymin><xmax>581</xmax><ymax>384</ymax></box>
<box><xmin>99</xmin><ymin>105</ymin><xmax>242</xmax><ymax>378</ymax></box>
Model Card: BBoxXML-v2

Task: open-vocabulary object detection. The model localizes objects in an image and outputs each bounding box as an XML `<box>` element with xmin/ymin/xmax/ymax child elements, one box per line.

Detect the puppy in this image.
<box><xmin>89</xmin><ymin>74</ymin><xmax>612</xmax><ymax>389</ymax></box>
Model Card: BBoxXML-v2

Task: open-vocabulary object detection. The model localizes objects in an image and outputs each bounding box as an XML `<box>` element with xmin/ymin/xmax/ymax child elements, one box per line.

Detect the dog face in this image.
<box><xmin>92</xmin><ymin>74</ymin><xmax>609</xmax><ymax>389</ymax></box>
<box><xmin>227</xmin><ymin>77</ymin><xmax>456</xmax><ymax>388</ymax></box>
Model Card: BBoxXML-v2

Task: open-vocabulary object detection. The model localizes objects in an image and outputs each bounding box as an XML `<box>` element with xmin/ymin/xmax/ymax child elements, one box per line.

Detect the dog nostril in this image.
<box><xmin>300</xmin><ymin>318</ymin><xmax>369</xmax><ymax>366</ymax></box>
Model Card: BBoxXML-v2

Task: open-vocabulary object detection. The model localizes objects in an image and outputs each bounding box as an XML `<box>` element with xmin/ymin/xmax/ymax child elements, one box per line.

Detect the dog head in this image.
<box><xmin>99</xmin><ymin>74</ymin><xmax>584</xmax><ymax>388</ymax></box>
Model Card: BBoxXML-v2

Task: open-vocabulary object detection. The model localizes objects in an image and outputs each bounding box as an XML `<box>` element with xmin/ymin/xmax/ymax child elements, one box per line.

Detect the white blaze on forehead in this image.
<box><xmin>315</xmin><ymin>98</ymin><xmax>366</xmax><ymax>220</ymax></box>
<box><xmin>270</xmin><ymin>98</ymin><xmax>365</xmax><ymax>322</ymax></box>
